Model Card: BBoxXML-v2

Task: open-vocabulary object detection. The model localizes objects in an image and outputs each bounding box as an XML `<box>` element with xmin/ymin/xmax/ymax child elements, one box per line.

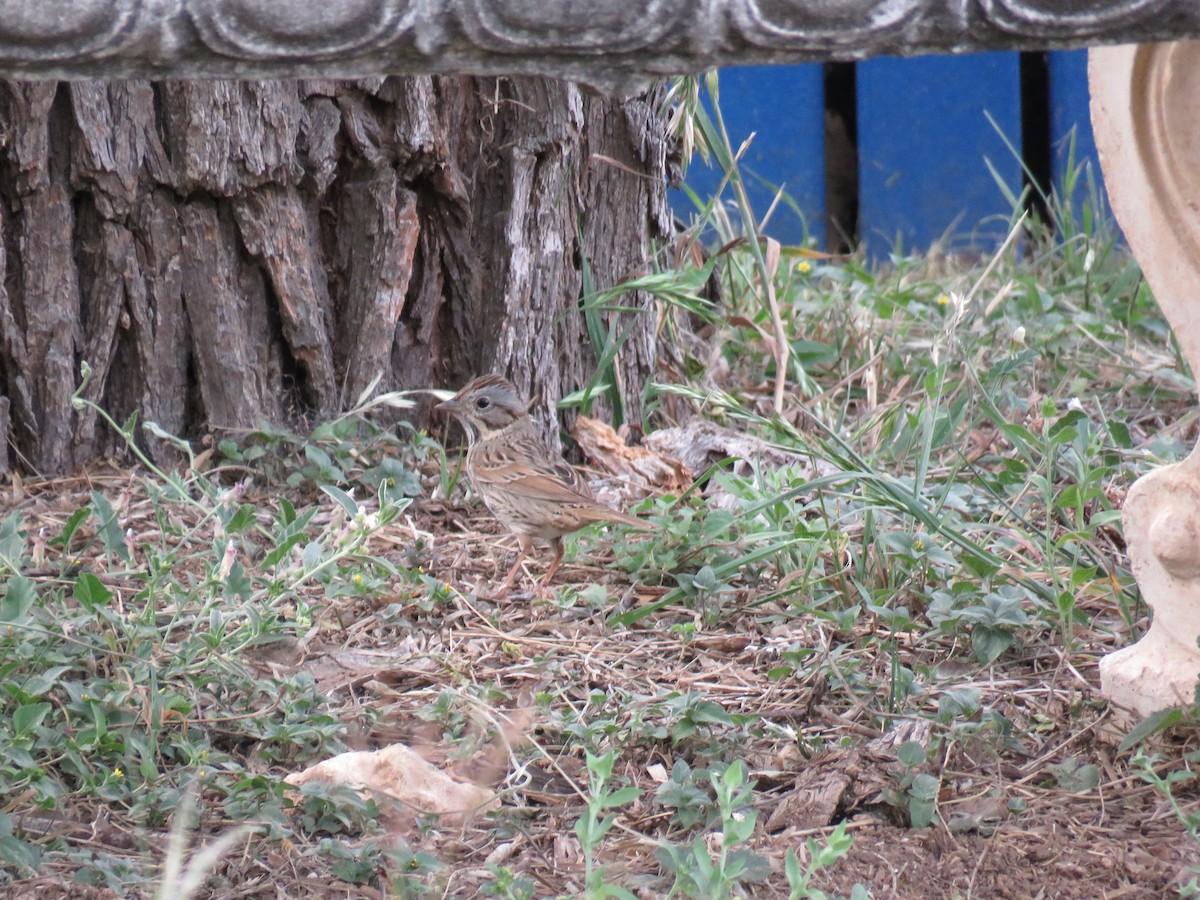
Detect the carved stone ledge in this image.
<box><xmin>0</xmin><ymin>1</ymin><xmax>1199</xmax><ymax>85</ymax></box>
<box><xmin>189</xmin><ymin>0</ymin><xmax>422</xmax><ymax>61</ymax></box>
<box><xmin>1090</xmin><ymin>43</ymin><xmax>1200</xmax><ymax>717</ymax></box>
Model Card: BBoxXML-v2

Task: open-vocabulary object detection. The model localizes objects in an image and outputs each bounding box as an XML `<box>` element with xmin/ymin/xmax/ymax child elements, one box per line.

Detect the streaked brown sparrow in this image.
<box><xmin>436</xmin><ymin>375</ymin><xmax>650</xmax><ymax>595</ymax></box>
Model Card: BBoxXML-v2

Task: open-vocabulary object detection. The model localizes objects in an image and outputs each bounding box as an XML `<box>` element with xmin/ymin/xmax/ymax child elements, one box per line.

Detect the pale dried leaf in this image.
<box><xmin>285</xmin><ymin>742</ymin><xmax>499</xmax><ymax>831</ymax></box>
<box><xmin>571</xmin><ymin>415</ymin><xmax>692</xmax><ymax>497</ymax></box>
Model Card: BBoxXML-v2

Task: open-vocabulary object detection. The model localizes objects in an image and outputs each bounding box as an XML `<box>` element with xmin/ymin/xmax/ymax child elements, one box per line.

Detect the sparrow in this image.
<box><xmin>436</xmin><ymin>374</ymin><xmax>651</xmax><ymax>595</ymax></box>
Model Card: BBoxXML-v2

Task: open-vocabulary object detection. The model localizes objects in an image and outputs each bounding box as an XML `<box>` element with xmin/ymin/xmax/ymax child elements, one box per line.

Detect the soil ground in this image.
<box><xmin>4</xmin><ymin>470</ymin><xmax>1200</xmax><ymax>898</ymax></box>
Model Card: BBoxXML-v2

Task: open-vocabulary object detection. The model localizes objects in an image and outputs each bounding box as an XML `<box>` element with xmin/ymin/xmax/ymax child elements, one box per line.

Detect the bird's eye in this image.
<box><xmin>475</xmin><ymin>396</ymin><xmax>491</xmax><ymax>410</ymax></box>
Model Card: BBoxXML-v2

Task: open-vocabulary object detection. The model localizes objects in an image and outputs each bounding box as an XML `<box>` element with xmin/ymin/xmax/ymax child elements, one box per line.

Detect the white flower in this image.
<box><xmin>218</xmin><ymin>541</ymin><xmax>237</xmax><ymax>578</ymax></box>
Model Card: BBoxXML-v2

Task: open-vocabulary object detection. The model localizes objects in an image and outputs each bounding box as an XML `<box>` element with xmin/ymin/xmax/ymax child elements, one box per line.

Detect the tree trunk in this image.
<box><xmin>0</xmin><ymin>76</ymin><xmax>670</xmax><ymax>473</ymax></box>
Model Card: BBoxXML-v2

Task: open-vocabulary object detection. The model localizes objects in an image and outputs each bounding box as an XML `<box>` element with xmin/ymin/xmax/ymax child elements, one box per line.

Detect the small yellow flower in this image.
<box><xmin>82</xmin><ymin>693</ymin><xmax>90</xmax><ymax>701</ymax></box>
<box><xmin>352</xmin><ymin>573</ymin><xmax>363</xmax><ymax>586</ymax></box>
<box><xmin>913</xmin><ymin>538</ymin><xmax>925</xmax><ymax>551</ymax></box>
<box><xmin>797</xmin><ymin>261</ymin><xmax>812</xmax><ymax>274</ymax></box>
<box><xmin>113</xmin><ymin>767</ymin><xmax>124</xmax><ymax>778</ymax></box>
<box><xmin>936</xmin><ymin>294</ymin><xmax>950</xmax><ymax>307</ymax></box>
<box><xmin>198</xmin><ymin>769</ymin><xmax>209</xmax><ymax>779</ymax></box>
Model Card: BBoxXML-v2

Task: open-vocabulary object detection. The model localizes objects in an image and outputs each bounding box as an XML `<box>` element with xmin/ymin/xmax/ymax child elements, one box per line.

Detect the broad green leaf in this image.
<box><xmin>320</xmin><ymin>484</ymin><xmax>358</xmax><ymax>516</ymax></box>
<box><xmin>22</xmin><ymin>665</ymin><xmax>71</xmax><ymax>697</ymax></box>
<box><xmin>55</xmin><ymin>507</ymin><xmax>91</xmax><ymax>549</ymax></box>
<box><xmin>972</xmin><ymin>625</ymin><xmax>1013</xmax><ymax>665</ymax></box>
<box><xmin>689</xmin><ymin>701</ymin><xmax>734</xmax><ymax>727</ymax></box>
<box><xmin>225</xmin><ymin>503</ymin><xmax>257</xmax><ymax>534</ymax></box>
<box><xmin>0</xmin><ymin>512</ymin><xmax>24</xmax><ymax>570</ymax></box>
<box><xmin>13</xmin><ymin>701</ymin><xmax>52</xmax><ymax>735</ymax></box>
<box><xmin>74</xmin><ymin>572</ymin><xmax>112</xmax><ymax>612</ymax></box>
<box><xmin>0</xmin><ymin>576</ymin><xmax>36</xmax><ymax>623</ymax></box>
<box><xmin>263</xmin><ymin>533</ymin><xmax>305</xmax><ymax>568</ymax></box>
<box><xmin>897</xmin><ymin>741</ymin><xmax>927</xmax><ymax>768</ymax></box>
<box><xmin>1118</xmin><ymin>707</ymin><xmax>1185</xmax><ymax>752</ymax></box>
<box><xmin>90</xmin><ymin>491</ymin><xmax>130</xmax><ymax>562</ymax></box>
<box><xmin>604</xmin><ymin>786</ymin><xmax>642</xmax><ymax>807</ymax></box>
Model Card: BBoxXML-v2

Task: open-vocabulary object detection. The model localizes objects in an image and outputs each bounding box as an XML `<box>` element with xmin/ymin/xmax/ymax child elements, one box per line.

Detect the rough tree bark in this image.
<box><xmin>0</xmin><ymin>76</ymin><xmax>670</xmax><ymax>473</ymax></box>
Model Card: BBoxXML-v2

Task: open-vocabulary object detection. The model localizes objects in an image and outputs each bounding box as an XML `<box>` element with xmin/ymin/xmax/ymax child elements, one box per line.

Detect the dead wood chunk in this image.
<box><xmin>766</xmin><ymin>751</ymin><xmax>856</xmax><ymax>831</ymax></box>
<box><xmin>643</xmin><ymin>419</ymin><xmax>838</xmax><ymax>481</ymax></box>
<box><xmin>571</xmin><ymin>415</ymin><xmax>692</xmax><ymax>494</ymax></box>
<box><xmin>767</xmin><ymin>719</ymin><xmax>934</xmax><ymax>831</ymax></box>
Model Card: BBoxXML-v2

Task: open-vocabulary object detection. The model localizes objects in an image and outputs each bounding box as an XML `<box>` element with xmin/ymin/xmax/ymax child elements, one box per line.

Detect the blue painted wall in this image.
<box><xmin>669</xmin><ymin>52</ymin><xmax>1106</xmax><ymax>255</ymax></box>
<box><xmin>670</xmin><ymin>64</ymin><xmax>825</xmax><ymax>247</ymax></box>
<box><xmin>1048</xmin><ymin>48</ymin><xmax>1106</xmax><ymax>215</ymax></box>
<box><xmin>857</xmin><ymin>52</ymin><xmax>1023</xmax><ymax>256</ymax></box>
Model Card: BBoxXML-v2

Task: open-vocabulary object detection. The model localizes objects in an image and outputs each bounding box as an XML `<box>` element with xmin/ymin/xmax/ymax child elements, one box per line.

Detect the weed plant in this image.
<box><xmin>0</xmin><ymin>375</ymin><xmax>419</xmax><ymax>891</ymax></box>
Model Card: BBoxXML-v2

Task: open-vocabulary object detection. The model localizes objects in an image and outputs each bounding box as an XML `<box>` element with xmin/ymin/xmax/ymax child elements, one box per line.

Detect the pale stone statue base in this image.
<box><xmin>1099</xmin><ymin>461</ymin><xmax>1200</xmax><ymax>715</ymax></box>
<box><xmin>1091</xmin><ymin>44</ymin><xmax>1200</xmax><ymax>717</ymax></box>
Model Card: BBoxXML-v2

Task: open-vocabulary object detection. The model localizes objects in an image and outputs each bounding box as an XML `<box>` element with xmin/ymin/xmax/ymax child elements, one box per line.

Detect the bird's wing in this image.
<box><xmin>473</xmin><ymin>458</ymin><xmax>596</xmax><ymax>504</ymax></box>
<box><xmin>471</xmin><ymin>428</ymin><xmax>651</xmax><ymax>529</ymax></box>
<box><xmin>472</xmin><ymin>427</ymin><xmax>593</xmax><ymax>498</ymax></box>
<box><xmin>473</xmin><ymin>458</ymin><xmax>652</xmax><ymax>529</ymax></box>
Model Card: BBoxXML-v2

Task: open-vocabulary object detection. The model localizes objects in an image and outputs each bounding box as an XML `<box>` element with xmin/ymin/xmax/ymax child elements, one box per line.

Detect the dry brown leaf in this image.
<box><xmin>284</xmin><ymin>742</ymin><xmax>499</xmax><ymax>832</ymax></box>
<box><xmin>572</xmin><ymin>415</ymin><xmax>692</xmax><ymax>495</ymax></box>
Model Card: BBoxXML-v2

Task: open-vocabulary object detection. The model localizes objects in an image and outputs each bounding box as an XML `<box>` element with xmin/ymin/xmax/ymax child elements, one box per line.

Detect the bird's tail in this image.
<box><xmin>583</xmin><ymin>505</ymin><xmax>655</xmax><ymax>531</ymax></box>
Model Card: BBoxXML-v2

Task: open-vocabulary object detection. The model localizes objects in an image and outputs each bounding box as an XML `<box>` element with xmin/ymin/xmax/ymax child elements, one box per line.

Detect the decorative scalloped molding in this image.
<box><xmin>0</xmin><ymin>1</ymin><xmax>1196</xmax><ymax>83</ymax></box>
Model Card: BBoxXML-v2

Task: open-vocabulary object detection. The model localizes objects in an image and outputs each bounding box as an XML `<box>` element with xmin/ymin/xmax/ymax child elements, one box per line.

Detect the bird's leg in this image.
<box><xmin>538</xmin><ymin>536</ymin><xmax>566</xmax><ymax>592</ymax></box>
<box><xmin>493</xmin><ymin>533</ymin><xmax>534</xmax><ymax>598</ymax></box>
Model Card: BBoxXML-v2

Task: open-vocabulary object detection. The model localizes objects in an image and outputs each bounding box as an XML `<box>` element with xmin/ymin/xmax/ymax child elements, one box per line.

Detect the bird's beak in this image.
<box><xmin>435</xmin><ymin>396</ymin><xmax>459</xmax><ymax>416</ymax></box>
